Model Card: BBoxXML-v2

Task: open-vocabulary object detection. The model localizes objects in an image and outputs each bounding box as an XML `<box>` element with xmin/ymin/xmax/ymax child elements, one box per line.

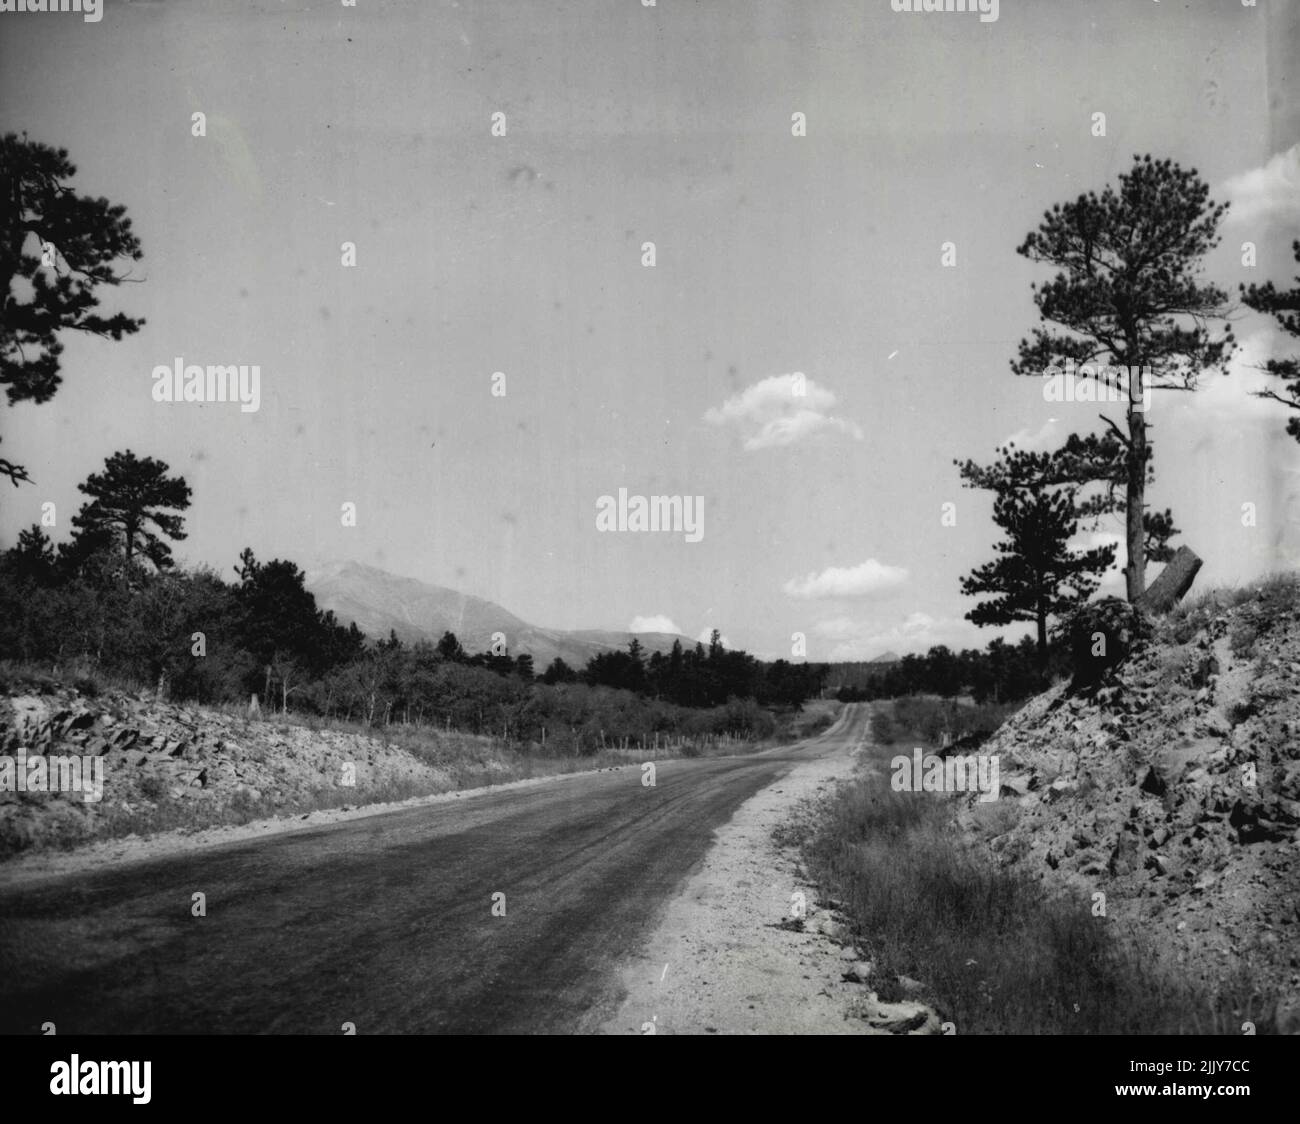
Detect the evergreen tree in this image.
<box><xmin>1012</xmin><ymin>155</ymin><xmax>1233</xmax><ymax>600</ymax></box>
<box><xmin>1241</xmin><ymin>238</ymin><xmax>1300</xmax><ymax>442</ymax></box>
<box><xmin>435</xmin><ymin>630</ymin><xmax>467</xmax><ymax>663</ymax></box>
<box><xmin>68</xmin><ymin>450</ymin><xmax>191</xmax><ymax>571</ymax></box>
<box><xmin>960</xmin><ymin>486</ymin><xmax>1116</xmax><ymax>668</ymax></box>
<box><xmin>1</xmin><ymin>133</ymin><xmax>146</xmax><ymax>487</ymax></box>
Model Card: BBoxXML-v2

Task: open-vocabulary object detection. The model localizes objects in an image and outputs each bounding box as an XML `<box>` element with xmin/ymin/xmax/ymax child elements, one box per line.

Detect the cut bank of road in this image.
<box><xmin>0</xmin><ymin>704</ymin><xmax>869</xmax><ymax>1034</ymax></box>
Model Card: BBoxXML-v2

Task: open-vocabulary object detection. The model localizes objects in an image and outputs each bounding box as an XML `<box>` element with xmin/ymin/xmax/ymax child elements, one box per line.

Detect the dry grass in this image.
<box><xmin>798</xmin><ymin>773</ymin><xmax>1276</xmax><ymax>1034</ymax></box>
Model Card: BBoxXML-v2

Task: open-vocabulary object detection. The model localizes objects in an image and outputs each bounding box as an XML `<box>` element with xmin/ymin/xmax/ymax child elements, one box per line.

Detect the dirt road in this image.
<box><xmin>0</xmin><ymin>705</ymin><xmax>868</xmax><ymax>1034</ymax></box>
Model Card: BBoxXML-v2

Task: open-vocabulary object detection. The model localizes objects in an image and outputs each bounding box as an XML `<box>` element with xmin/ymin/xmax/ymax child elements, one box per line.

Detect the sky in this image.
<box><xmin>2</xmin><ymin>0</ymin><xmax>1299</xmax><ymax>661</ymax></box>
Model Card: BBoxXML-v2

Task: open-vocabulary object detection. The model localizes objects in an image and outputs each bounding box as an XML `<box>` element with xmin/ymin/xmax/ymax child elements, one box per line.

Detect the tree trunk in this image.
<box><xmin>1135</xmin><ymin>546</ymin><xmax>1203</xmax><ymax>613</ymax></box>
<box><xmin>1125</xmin><ymin>406</ymin><xmax>1148</xmax><ymax>602</ymax></box>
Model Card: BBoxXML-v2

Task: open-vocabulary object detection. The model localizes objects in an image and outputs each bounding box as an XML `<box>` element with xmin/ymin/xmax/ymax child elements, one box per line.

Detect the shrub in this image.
<box><xmin>1063</xmin><ymin>598</ymin><xmax>1152</xmax><ymax>686</ymax></box>
<box><xmin>139</xmin><ymin>774</ymin><xmax>168</xmax><ymax>801</ymax></box>
<box><xmin>1228</xmin><ymin>621</ymin><xmax>1258</xmax><ymax>659</ymax></box>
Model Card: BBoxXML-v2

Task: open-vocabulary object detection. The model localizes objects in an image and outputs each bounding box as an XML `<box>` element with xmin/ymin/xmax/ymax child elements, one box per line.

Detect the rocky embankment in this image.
<box><xmin>0</xmin><ymin>688</ymin><xmax>465</xmax><ymax>858</ymax></box>
<box><xmin>960</xmin><ymin>583</ymin><xmax>1300</xmax><ymax>1029</ymax></box>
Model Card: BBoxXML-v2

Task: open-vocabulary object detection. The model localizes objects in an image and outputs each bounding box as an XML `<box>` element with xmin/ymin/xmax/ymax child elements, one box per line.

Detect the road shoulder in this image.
<box><xmin>595</xmin><ymin>729</ymin><xmax>888</xmax><ymax>1035</ymax></box>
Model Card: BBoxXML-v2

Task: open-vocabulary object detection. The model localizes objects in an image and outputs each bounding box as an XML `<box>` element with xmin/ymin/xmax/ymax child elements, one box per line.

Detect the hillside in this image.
<box><xmin>305</xmin><ymin>560</ymin><xmax>692</xmax><ymax>669</ymax></box>
<box><xmin>960</xmin><ymin>578</ymin><xmax>1300</xmax><ymax>1025</ymax></box>
<box><xmin>0</xmin><ymin>686</ymin><xmax>472</xmax><ymax>859</ymax></box>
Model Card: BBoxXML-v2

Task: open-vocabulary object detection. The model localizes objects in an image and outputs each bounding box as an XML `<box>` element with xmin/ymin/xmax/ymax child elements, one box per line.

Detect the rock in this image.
<box><xmin>895</xmin><ymin>975</ymin><xmax>927</xmax><ymax>997</ymax></box>
<box><xmin>999</xmin><ymin>775</ymin><xmax>1031</xmax><ymax>798</ymax></box>
<box><xmin>1108</xmin><ymin>833</ymin><xmax>1141</xmax><ymax>876</ymax></box>
<box><xmin>1145</xmin><ymin>853</ymin><xmax>1174</xmax><ymax>876</ymax></box>
<box><xmin>862</xmin><ymin>996</ymin><xmax>942</xmax><ymax>1035</ymax></box>
<box><xmin>812</xmin><ymin>914</ymin><xmax>848</xmax><ymax>940</ymax></box>
<box><xmin>1190</xmin><ymin>654</ymin><xmax>1220</xmax><ymax>689</ymax></box>
<box><xmin>1046</xmin><ymin>778</ymin><xmax>1078</xmax><ymax>804</ymax></box>
<box><xmin>1199</xmin><ymin>711</ymin><xmax>1231</xmax><ymax>738</ymax></box>
<box><xmin>1139</xmin><ymin>766</ymin><xmax>1167</xmax><ymax>797</ymax></box>
<box><xmin>842</xmin><ymin>961</ymin><xmax>875</xmax><ymax>983</ymax></box>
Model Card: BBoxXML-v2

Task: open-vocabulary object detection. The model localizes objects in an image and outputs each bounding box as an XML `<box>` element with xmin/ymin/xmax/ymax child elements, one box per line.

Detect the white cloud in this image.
<box><xmin>783</xmin><ymin>558</ymin><xmax>909</xmax><ymax>599</ymax></box>
<box><xmin>1223</xmin><ymin>144</ymin><xmax>1300</xmax><ymax>227</ymax></box>
<box><xmin>703</xmin><ymin>373</ymin><xmax>863</xmax><ymax>451</ymax></box>
<box><xmin>1067</xmin><ymin>529</ymin><xmax>1125</xmax><ymax>597</ymax></box>
<box><xmin>1176</xmin><ymin>328</ymin><xmax>1293</xmax><ymax>425</ymax></box>
<box><xmin>999</xmin><ymin>417</ymin><xmax>1061</xmax><ymax>453</ymax></box>
<box><xmin>629</xmin><ymin>614</ymin><xmax>680</xmax><ymax>634</ymax></box>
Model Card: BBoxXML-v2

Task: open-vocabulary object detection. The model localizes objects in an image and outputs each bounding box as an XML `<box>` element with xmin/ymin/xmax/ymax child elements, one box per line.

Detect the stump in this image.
<box><xmin>1135</xmin><ymin>546</ymin><xmax>1203</xmax><ymax>614</ymax></box>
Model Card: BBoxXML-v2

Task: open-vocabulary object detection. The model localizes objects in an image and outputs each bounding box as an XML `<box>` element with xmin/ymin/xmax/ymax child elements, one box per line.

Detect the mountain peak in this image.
<box><xmin>305</xmin><ymin>560</ymin><xmax>691</xmax><ymax>669</ymax></box>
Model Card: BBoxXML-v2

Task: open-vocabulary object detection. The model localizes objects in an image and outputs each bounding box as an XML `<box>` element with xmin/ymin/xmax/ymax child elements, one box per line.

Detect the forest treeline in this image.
<box><xmin>0</xmin><ymin>490</ymin><xmax>828</xmax><ymax>752</ymax></box>
<box><xmin>833</xmin><ymin>634</ymin><xmax>1056</xmax><ymax>705</ymax></box>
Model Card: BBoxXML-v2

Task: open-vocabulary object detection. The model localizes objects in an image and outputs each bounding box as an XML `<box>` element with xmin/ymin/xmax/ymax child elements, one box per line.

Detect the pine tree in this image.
<box><xmin>959</xmin><ymin>449</ymin><xmax>1117</xmax><ymax>669</ymax></box>
<box><xmin>1012</xmin><ymin>155</ymin><xmax>1233</xmax><ymax>600</ymax></box>
<box><xmin>1241</xmin><ymin>238</ymin><xmax>1300</xmax><ymax>442</ymax></box>
<box><xmin>68</xmin><ymin>450</ymin><xmax>190</xmax><ymax>571</ymax></box>
<box><xmin>1</xmin><ymin>133</ymin><xmax>145</xmax><ymax>487</ymax></box>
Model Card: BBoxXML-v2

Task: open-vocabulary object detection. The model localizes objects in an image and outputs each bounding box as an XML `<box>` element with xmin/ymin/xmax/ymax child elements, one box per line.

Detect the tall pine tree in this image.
<box><xmin>1012</xmin><ymin>156</ymin><xmax>1233</xmax><ymax>601</ymax></box>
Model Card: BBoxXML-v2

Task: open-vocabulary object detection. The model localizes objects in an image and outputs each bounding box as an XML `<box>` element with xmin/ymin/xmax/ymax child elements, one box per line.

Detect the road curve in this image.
<box><xmin>0</xmin><ymin>704</ymin><xmax>868</xmax><ymax>1034</ymax></box>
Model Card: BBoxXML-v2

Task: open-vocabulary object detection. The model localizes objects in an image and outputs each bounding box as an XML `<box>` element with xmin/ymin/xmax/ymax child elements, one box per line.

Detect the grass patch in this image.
<box><xmin>1165</xmin><ymin>573</ymin><xmax>1300</xmax><ymax>642</ymax></box>
<box><xmin>800</xmin><ymin>775</ymin><xmax>1275</xmax><ymax>1034</ymax></box>
<box><xmin>869</xmin><ymin>695</ymin><xmax>1019</xmax><ymax>750</ymax></box>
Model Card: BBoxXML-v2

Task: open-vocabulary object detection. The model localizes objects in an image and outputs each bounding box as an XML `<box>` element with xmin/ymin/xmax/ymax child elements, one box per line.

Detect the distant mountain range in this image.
<box><xmin>304</xmin><ymin>560</ymin><xmax>695</xmax><ymax>671</ymax></box>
